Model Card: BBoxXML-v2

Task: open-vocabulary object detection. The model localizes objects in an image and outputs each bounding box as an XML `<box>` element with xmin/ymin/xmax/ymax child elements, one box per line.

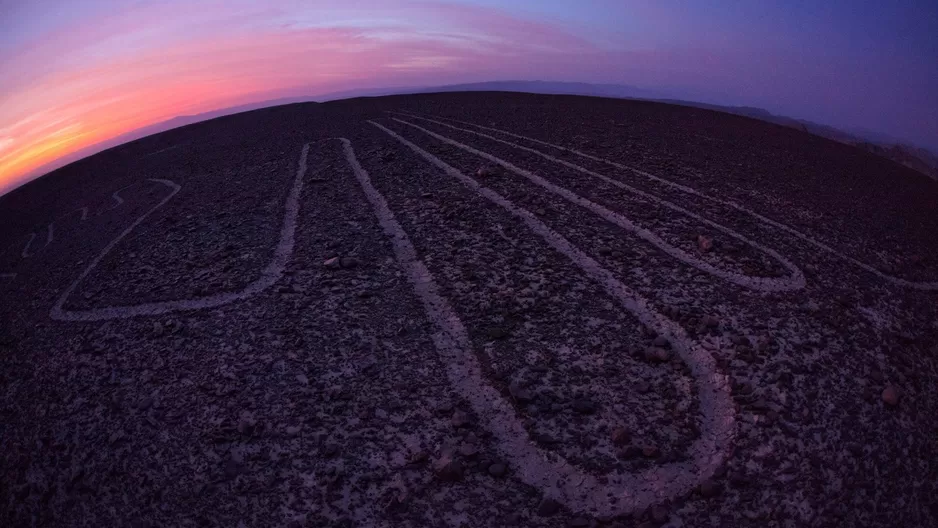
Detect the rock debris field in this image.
<box><xmin>1</xmin><ymin>92</ymin><xmax>937</xmax><ymax>527</ymax></box>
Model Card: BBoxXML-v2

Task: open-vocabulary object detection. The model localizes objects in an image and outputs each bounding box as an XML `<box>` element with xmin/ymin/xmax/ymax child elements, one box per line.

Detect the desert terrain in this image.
<box><xmin>1</xmin><ymin>92</ymin><xmax>936</xmax><ymax>527</ymax></box>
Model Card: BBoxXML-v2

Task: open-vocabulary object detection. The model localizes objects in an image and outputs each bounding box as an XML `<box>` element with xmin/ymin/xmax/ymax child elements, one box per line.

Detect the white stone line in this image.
<box><xmin>14</xmin><ymin>206</ymin><xmax>94</xmax><ymax>261</ymax></box>
<box><xmin>391</xmin><ymin>117</ymin><xmax>804</xmax><ymax>292</ymax></box>
<box><xmin>0</xmin><ymin>273</ymin><xmax>15</xmax><ymax>280</ymax></box>
<box><xmin>145</xmin><ymin>144</ymin><xmax>183</xmax><ymax>157</ymax></box>
<box><xmin>400</xmin><ymin>112</ymin><xmax>938</xmax><ymax>291</ymax></box>
<box><xmin>51</xmin><ymin>142</ymin><xmax>313</xmax><ymax>321</ymax></box>
<box><xmin>20</xmin><ymin>233</ymin><xmax>38</xmax><ymax>258</ymax></box>
<box><xmin>106</xmin><ymin>185</ymin><xmax>129</xmax><ymax>208</ymax></box>
<box><xmin>368</xmin><ymin>121</ymin><xmax>735</xmax><ymax>517</ymax></box>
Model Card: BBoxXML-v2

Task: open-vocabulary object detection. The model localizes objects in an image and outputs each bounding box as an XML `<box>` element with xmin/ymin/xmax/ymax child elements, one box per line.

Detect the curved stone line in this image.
<box><xmin>99</xmin><ymin>183</ymin><xmax>137</xmax><ymax>213</ymax></box>
<box><xmin>51</xmin><ymin>142</ymin><xmax>313</xmax><ymax>321</ymax></box>
<box><xmin>391</xmin><ymin>116</ymin><xmax>804</xmax><ymax>293</ymax></box>
<box><xmin>367</xmin><ymin>122</ymin><xmax>735</xmax><ymax>517</ymax></box>
<box><xmin>404</xmin><ymin>112</ymin><xmax>938</xmax><ymax>291</ymax></box>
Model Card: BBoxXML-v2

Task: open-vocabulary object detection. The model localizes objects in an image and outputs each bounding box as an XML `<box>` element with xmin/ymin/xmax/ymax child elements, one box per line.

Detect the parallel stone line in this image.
<box><xmin>368</xmin><ymin>121</ymin><xmax>735</xmax><ymax>517</ymax></box>
<box><xmin>51</xmin><ymin>141</ymin><xmax>317</xmax><ymax>320</ymax></box>
<box><xmin>399</xmin><ymin>111</ymin><xmax>938</xmax><ymax>291</ymax></box>
<box><xmin>391</xmin><ymin>116</ymin><xmax>804</xmax><ymax>292</ymax></box>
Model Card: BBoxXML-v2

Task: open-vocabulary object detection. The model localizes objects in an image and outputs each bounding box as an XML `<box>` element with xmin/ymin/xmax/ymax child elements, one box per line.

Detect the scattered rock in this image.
<box><xmin>409</xmin><ymin>450</ymin><xmax>428</xmax><ymax>464</ymax></box>
<box><xmin>882</xmin><ymin>385</ymin><xmax>900</xmax><ymax>406</ymax></box>
<box><xmin>537</xmin><ymin>433</ymin><xmax>558</xmax><ymax>444</ymax></box>
<box><xmin>568</xmin><ymin>517</ymin><xmax>590</xmax><ymax>527</ymax></box>
<box><xmin>152</xmin><ymin>322</ymin><xmax>164</xmax><ymax>337</ymax></box>
<box><xmin>616</xmin><ymin>446</ymin><xmax>643</xmax><ymax>460</ymax></box>
<box><xmin>572</xmin><ymin>399</ymin><xmax>597</xmax><ymax>415</ymax></box>
<box><xmin>295</xmin><ymin>373</ymin><xmax>309</xmax><ymax>386</ymax></box>
<box><xmin>509</xmin><ymin>380</ymin><xmax>533</xmax><ymax>402</ymax></box>
<box><xmin>697</xmin><ymin>234</ymin><xmax>713</xmax><ymax>252</ymax></box>
<box><xmin>651</xmin><ymin>505</ymin><xmax>669</xmax><ymax>523</ymax></box>
<box><xmin>488</xmin><ymin>462</ymin><xmax>507</xmax><ymax>477</ymax></box>
<box><xmin>339</xmin><ymin>257</ymin><xmax>359</xmax><ymax>269</ymax></box>
<box><xmin>323</xmin><ymin>257</ymin><xmax>341</xmax><ymax>269</ymax></box>
<box><xmin>644</xmin><ymin>347</ymin><xmax>671</xmax><ymax>363</ymax></box>
<box><xmin>699</xmin><ymin>480</ymin><xmax>721</xmax><ymax>497</ymax></box>
<box><xmin>642</xmin><ymin>445</ymin><xmax>660</xmax><ymax>458</ymax></box>
<box><xmin>237</xmin><ymin>411</ymin><xmax>257</xmax><ymax>434</ymax></box>
<box><xmin>451</xmin><ymin>410</ymin><xmax>471</xmax><ymax>428</ymax></box>
<box><xmin>503</xmin><ymin>513</ymin><xmax>521</xmax><ymax>526</ymax></box>
<box><xmin>322</xmin><ymin>443</ymin><xmax>340</xmax><ymax>458</ymax></box>
<box><xmin>285</xmin><ymin>425</ymin><xmax>302</xmax><ymax>437</ymax></box>
<box><xmin>652</xmin><ymin>335</ymin><xmax>670</xmax><ymax>348</ymax></box>
<box><xmin>224</xmin><ymin>457</ymin><xmax>242</xmax><ymax>479</ymax></box>
<box><xmin>729</xmin><ymin>471</ymin><xmax>750</xmax><ymax>487</ymax></box>
<box><xmin>702</xmin><ymin>315</ymin><xmax>720</xmax><ymax>328</ymax></box>
<box><xmin>486</xmin><ymin>326</ymin><xmax>509</xmax><ymax>340</ymax></box>
<box><xmin>434</xmin><ymin>457</ymin><xmax>463</xmax><ymax>481</ymax></box>
<box><xmin>536</xmin><ymin>498</ymin><xmax>561</xmax><ymax>517</ymax></box>
<box><xmin>611</xmin><ymin>427</ymin><xmax>630</xmax><ymax>446</ymax></box>
<box><xmin>458</xmin><ymin>443</ymin><xmax>479</xmax><ymax>457</ymax></box>
<box><xmin>477</xmin><ymin>166</ymin><xmax>496</xmax><ymax>178</ymax></box>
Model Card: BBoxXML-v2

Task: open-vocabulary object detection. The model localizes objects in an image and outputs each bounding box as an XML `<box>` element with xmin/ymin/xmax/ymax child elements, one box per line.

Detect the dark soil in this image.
<box><xmin>1</xmin><ymin>92</ymin><xmax>936</xmax><ymax>528</ymax></box>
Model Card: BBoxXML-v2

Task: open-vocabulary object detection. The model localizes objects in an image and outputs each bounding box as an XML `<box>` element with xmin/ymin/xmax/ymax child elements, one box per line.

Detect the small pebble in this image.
<box><xmin>537</xmin><ymin>498</ymin><xmax>561</xmax><ymax>517</ymax></box>
<box><xmin>699</xmin><ymin>480</ymin><xmax>721</xmax><ymax>498</ymax></box>
<box><xmin>488</xmin><ymin>463</ymin><xmax>507</xmax><ymax>477</ymax></box>
<box><xmin>451</xmin><ymin>410</ymin><xmax>471</xmax><ymax>428</ymax></box>
<box><xmin>881</xmin><ymin>385</ymin><xmax>900</xmax><ymax>406</ymax></box>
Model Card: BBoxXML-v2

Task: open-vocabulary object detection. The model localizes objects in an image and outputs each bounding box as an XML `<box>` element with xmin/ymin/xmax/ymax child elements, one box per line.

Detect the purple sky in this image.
<box><xmin>1</xmin><ymin>0</ymin><xmax>936</xmax><ymax>193</ymax></box>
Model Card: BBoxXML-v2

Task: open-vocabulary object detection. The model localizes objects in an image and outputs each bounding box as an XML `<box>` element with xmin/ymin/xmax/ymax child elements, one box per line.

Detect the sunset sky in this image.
<box><xmin>1</xmin><ymin>0</ymin><xmax>936</xmax><ymax>194</ymax></box>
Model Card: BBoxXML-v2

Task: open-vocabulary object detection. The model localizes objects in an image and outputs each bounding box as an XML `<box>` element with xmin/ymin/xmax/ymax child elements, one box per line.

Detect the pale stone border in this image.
<box><xmin>400</xmin><ymin>112</ymin><xmax>938</xmax><ymax>291</ymax></box>
<box><xmin>50</xmin><ymin>142</ymin><xmax>314</xmax><ymax>321</ymax></box>
<box><xmin>367</xmin><ymin>122</ymin><xmax>734</xmax><ymax>517</ymax></box>
<box><xmin>391</xmin><ymin>114</ymin><xmax>804</xmax><ymax>292</ymax></box>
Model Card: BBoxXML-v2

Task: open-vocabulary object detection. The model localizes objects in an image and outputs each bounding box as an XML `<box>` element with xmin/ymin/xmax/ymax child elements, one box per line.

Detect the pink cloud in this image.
<box><xmin>0</xmin><ymin>2</ymin><xmax>606</xmax><ymax>190</ymax></box>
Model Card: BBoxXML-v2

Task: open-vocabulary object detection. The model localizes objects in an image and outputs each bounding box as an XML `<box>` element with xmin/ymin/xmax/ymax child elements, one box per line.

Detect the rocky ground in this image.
<box><xmin>1</xmin><ymin>92</ymin><xmax>936</xmax><ymax>527</ymax></box>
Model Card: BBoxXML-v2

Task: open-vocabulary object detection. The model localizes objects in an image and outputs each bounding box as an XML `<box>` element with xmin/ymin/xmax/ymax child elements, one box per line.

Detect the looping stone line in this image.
<box><xmin>390</xmin><ymin>114</ymin><xmax>804</xmax><ymax>292</ymax></box>
<box><xmin>366</xmin><ymin>122</ymin><xmax>735</xmax><ymax>517</ymax></box>
<box><xmin>50</xmin><ymin>139</ymin><xmax>329</xmax><ymax>321</ymax></box>
<box><xmin>399</xmin><ymin>112</ymin><xmax>938</xmax><ymax>291</ymax></box>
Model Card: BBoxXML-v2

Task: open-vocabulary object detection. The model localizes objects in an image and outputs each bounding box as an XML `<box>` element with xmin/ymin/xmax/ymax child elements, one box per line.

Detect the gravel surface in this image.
<box><xmin>1</xmin><ymin>92</ymin><xmax>936</xmax><ymax>527</ymax></box>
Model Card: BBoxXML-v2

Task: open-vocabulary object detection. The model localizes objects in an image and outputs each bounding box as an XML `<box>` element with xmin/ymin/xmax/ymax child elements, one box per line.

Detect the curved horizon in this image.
<box><xmin>2</xmin><ymin>1</ymin><xmax>936</xmax><ymax>195</ymax></box>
